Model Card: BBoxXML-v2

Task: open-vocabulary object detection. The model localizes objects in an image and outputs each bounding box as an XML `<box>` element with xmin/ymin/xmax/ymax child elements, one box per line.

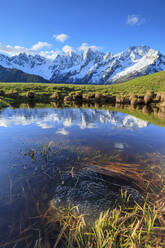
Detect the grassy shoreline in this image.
<box><xmin>0</xmin><ymin>71</ymin><xmax>165</xmax><ymax>99</ymax></box>
<box><xmin>0</xmin><ymin>71</ymin><xmax>165</xmax><ymax>112</ymax></box>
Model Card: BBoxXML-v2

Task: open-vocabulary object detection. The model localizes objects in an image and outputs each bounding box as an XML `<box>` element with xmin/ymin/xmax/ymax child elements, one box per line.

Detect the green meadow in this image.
<box><xmin>0</xmin><ymin>71</ymin><xmax>165</xmax><ymax>100</ymax></box>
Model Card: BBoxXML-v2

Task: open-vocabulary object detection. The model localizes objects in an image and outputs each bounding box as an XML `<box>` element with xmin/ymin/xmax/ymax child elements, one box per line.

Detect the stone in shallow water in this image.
<box><xmin>50</xmin><ymin>170</ymin><xmax>142</xmax><ymax>220</ymax></box>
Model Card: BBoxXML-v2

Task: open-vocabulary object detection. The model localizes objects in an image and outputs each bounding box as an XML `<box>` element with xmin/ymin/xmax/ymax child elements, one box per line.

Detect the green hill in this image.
<box><xmin>105</xmin><ymin>70</ymin><xmax>165</xmax><ymax>96</ymax></box>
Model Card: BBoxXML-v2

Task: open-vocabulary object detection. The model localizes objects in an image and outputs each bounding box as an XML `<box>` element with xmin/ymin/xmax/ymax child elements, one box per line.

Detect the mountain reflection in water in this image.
<box><xmin>0</xmin><ymin>108</ymin><xmax>148</xmax><ymax>130</ymax></box>
<box><xmin>0</xmin><ymin>106</ymin><xmax>165</xmax><ymax>168</ymax></box>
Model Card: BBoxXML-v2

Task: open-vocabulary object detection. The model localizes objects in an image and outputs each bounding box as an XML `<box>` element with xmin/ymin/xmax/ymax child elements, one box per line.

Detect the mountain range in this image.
<box><xmin>0</xmin><ymin>45</ymin><xmax>165</xmax><ymax>84</ymax></box>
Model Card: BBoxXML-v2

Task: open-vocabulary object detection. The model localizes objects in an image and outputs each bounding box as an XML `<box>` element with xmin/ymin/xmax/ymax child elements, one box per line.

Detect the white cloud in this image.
<box><xmin>0</xmin><ymin>43</ymin><xmax>33</xmax><ymax>56</ymax></box>
<box><xmin>39</xmin><ymin>50</ymin><xmax>59</xmax><ymax>59</ymax></box>
<box><xmin>78</xmin><ymin>43</ymin><xmax>102</xmax><ymax>52</ymax></box>
<box><xmin>0</xmin><ymin>41</ymin><xmax>52</xmax><ymax>56</ymax></box>
<box><xmin>62</xmin><ymin>45</ymin><xmax>74</xmax><ymax>55</ymax></box>
<box><xmin>63</xmin><ymin>118</ymin><xmax>73</xmax><ymax>127</ymax></box>
<box><xmin>53</xmin><ymin>33</ymin><xmax>69</xmax><ymax>43</ymax></box>
<box><xmin>31</xmin><ymin>41</ymin><xmax>52</xmax><ymax>51</ymax></box>
<box><xmin>114</xmin><ymin>143</ymin><xmax>124</xmax><ymax>149</ymax></box>
<box><xmin>127</xmin><ymin>15</ymin><xmax>145</xmax><ymax>26</ymax></box>
<box><xmin>0</xmin><ymin>40</ymin><xmax>102</xmax><ymax>59</ymax></box>
<box><xmin>56</xmin><ymin>128</ymin><xmax>69</xmax><ymax>135</ymax></box>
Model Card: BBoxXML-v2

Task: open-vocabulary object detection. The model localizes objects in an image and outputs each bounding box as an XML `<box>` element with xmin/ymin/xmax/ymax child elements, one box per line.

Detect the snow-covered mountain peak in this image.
<box><xmin>63</xmin><ymin>49</ymin><xmax>75</xmax><ymax>57</ymax></box>
<box><xmin>0</xmin><ymin>45</ymin><xmax>164</xmax><ymax>84</ymax></box>
<box><xmin>11</xmin><ymin>53</ymin><xmax>30</xmax><ymax>66</ymax></box>
<box><xmin>116</xmin><ymin>45</ymin><xmax>152</xmax><ymax>61</ymax></box>
<box><xmin>81</xmin><ymin>47</ymin><xmax>103</xmax><ymax>62</ymax></box>
<box><xmin>103</xmin><ymin>52</ymin><xmax>113</xmax><ymax>61</ymax></box>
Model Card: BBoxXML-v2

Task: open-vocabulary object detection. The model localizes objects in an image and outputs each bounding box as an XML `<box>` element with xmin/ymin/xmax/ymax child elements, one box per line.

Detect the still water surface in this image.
<box><xmin>0</xmin><ymin>105</ymin><xmax>165</xmax><ymax>245</ymax></box>
<box><xmin>0</xmin><ymin>106</ymin><xmax>165</xmax><ymax>167</ymax></box>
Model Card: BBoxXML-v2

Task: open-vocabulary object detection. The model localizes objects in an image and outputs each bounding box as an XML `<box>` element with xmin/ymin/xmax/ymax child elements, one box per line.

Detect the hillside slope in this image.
<box><xmin>0</xmin><ymin>65</ymin><xmax>49</xmax><ymax>83</ymax></box>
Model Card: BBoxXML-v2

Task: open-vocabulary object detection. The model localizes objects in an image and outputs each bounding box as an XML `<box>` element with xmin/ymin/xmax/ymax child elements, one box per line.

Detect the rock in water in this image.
<box><xmin>50</xmin><ymin>170</ymin><xmax>142</xmax><ymax>220</ymax></box>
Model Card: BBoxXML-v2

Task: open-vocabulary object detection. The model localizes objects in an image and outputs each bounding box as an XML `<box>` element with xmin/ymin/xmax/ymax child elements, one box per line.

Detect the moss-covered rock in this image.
<box><xmin>146</xmin><ymin>90</ymin><xmax>154</xmax><ymax>97</ymax></box>
<box><xmin>129</xmin><ymin>94</ymin><xmax>137</xmax><ymax>101</ymax></box>
<box><xmin>8</xmin><ymin>91</ymin><xmax>19</xmax><ymax>99</ymax></box>
<box><xmin>52</xmin><ymin>92</ymin><xmax>62</xmax><ymax>101</ymax></box>
<box><xmin>73</xmin><ymin>92</ymin><xmax>82</xmax><ymax>101</ymax></box>
<box><xmin>158</xmin><ymin>109</ymin><xmax>165</xmax><ymax>119</ymax></box>
<box><xmin>142</xmin><ymin>106</ymin><xmax>152</xmax><ymax>115</ymax></box>
<box><xmin>116</xmin><ymin>96</ymin><xmax>124</xmax><ymax>104</ymax></box>
<box><xmin>144</xmin><ymin>94</ymin><xmax>153</xmax><ymax>105</ymax></box>
<box><xmin>0</xmin><ymin>90</ymin><xmax>5</xmax><ymax>97</ymax></box>
<box><xmin>130</xmin><ymin>97</ymin><xmax>138</xmax><ymax>106</ymax></box>
<box><xmin>153</xmin><ymin>107</ymin><xmax>159</xmax><ymax>118</ymax></box>
<box><xmin>156</xmin><ymin>92</ymin><xmax>161</xmax><ymax>101</ymax></box>
<box><xmin>94</xmin><ymin>93</ymin><xmax>103</xmax><ymax>102</ymax></box>
<box><xmin>115</xmin><ymin>103</ymin><xmax>124</xmax><ymax>109</ymax></box>
<box><xmin>136</xmin><ymin>105</ymin><xmax>142</xmax><ymax>110</ymax></box>
<box><xmin>64</xmin><ymin>95</ymin><xmax>73</xmax><ymax>102</ymax></box>
<box><xmin>105</xmin><ymin>95</ymin><xmax>116</xmax><ymax>103</ymax></box>
<box><xmin>160</xmin><ymin>92</ymin><xmax>165</xmax><ymax>102</ymax></box>
<box><xmin>116</xmin><ymin>96</ymin><xmax>130</xmax><ymax>104</ymax></box>
<box><xmin>26</xmin><ymin>91</ymin><xmax>35</xmax><ymax>99</ymax></box>
<box><xmin>137</xmin><ymin>97</ymin><xmax>144</xmax><ymax>105</ymax></box>
<box><xmin>160</xmin><ymin>102</ymin><xmax>165</xmax><ymax>108</ymax></box>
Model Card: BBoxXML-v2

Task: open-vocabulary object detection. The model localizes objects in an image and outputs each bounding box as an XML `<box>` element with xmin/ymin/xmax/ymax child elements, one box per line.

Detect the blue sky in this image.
<box><xmin>0</xmin><ymin>0</ymin><xmax>164</xmax><ymax>57</ymax></box>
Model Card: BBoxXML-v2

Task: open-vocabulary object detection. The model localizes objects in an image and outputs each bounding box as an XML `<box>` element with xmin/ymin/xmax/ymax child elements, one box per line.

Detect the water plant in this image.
<box><xmin>27</xmin><ymin>149</ymin><xmax>36</xmax><ymax>161</ymax></box>
<box><xmin>44</xmin><ymin>194</ymin><xmax>165</xmax><ymax>248</ymax></box>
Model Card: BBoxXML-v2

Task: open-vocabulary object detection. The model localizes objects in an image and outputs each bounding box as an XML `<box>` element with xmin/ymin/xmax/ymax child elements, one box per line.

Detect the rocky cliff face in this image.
<box><xmin>0</xmin><ymin>46</ymin><xmax>165</xmax><ymax>84</ymax></box>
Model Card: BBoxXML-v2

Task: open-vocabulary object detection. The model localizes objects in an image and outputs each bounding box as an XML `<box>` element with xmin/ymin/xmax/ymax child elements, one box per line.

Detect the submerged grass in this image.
<box><xmin>45</xmin><ymin>177</ymin><xmax>165</xmax><ymax>248</ymax></box>
<box><xmin>45</xmin><ymin>203</ymin><xmax>165</xmax><ymax>248</ymax></box>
